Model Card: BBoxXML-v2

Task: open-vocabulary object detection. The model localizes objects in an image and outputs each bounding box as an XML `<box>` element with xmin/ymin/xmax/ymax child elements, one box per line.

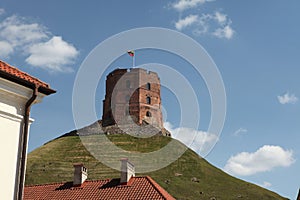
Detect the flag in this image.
<box><xmin>127</xmin><ymin>50</ymin><xmax>134</xmax><ymax>57</ymax></box>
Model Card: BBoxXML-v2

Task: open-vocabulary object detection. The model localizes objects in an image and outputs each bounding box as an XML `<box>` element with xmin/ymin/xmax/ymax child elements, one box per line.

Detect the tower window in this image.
<box><xmin>125</xmin><ymin>107</ymin><xmax>129</xmax><ymax>116</ymax></box>
<box><xmin>146</xmin><ymin>96</ymin><xmax>151</xmax><ymax>104</ymax></box>
<box><xmin>125</xmin><ymin>95</ymin><xmax>130</xmax><ymax>102</ymax></box>
<box><xmin>146</xmin><ymin>83</ymin><xmax>151</xmax><ymax>90</ymax></box>
<box><xmin>146</xmin><ymin>111</ymin><xmax>152</xmax><ymax>117</ymax></box>
<box><xmin>126</xmin><ymin>80</ymin><xmax>131</xmax><ymax>88</ymax></box>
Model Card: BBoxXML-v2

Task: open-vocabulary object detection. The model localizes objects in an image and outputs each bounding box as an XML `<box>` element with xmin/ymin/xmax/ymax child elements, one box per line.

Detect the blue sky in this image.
<box><xmin>1</xmin><ymin>0</ymin><xmax>300</xmax><ymax>198</ymax></box>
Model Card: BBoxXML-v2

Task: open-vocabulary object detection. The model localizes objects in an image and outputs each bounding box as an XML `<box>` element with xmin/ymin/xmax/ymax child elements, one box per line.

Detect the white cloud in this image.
<box><xmin>175</xmin><ymin>14</ymin><xmax>198</xmax><ymax>30</ymax></box>
<box><xmin>233</xmin><ymin>128</ymin><xmax>247</xmax><ymax>136</ymax></box>
<box><xmin>0</xmin><ymin>8</ymin><xmax>5</xmax><ymax>16</ymax></box>
<box><xmin>164</xmin><ymin>122</ymin><xmax>219</xmax><ymax>156</ymax></box>
<box><xmin>261</xmin><ymin>181</ymin><xmax>272</xmax><ymax>188</ymax></box>
<box><xmin>214</xmin><ymin>11</ymin><xmax>227</xmax><ymax>25</ymax></box>
<box><xmin>170</xmin><ymin>0</ymin><xmax>235</xmax><ymax>40</ymax></box>
<box><xmin>172</xmin><ymin>0</ymin><xmax>213</xmax><ymax>12</ymax></box>
<box><xmin>191</xmin><ymin>14</ymin><xmax>211</xmax><ymax>35</ymax></box>
<box><xmin>277</xmin><ymin>92</ymin><xmax>298</xmax><ymax>104</ymax></box>
<box><xmin>213</xmin><ymin>25</ymin><xmax>234</xmax><ymax>39</ymax></box>
<box><xmin>0</xmin><ymin>15</ymin><xmax>48</xmax><ymax>47</ymax></box>
<box><xmin>224</xmin><ymin>145</ymin><xmax>295</xmax><ymax>176</ymax></box>
<box><xmin>26</xmin><ymin>36</ymin><xmax>79</xmax><ymax>73</ymax></box>
<box><xmin>0</xmin><ymin>41</ymin><xmax>14</xmax><ymax>58</ymax></box>
<box><xmin>173</xmin><ymin>12</ymin><xmax>235</xmax><ymax>39</ymax></box>
<box><xmin>0</xmin><ymin>14</ymin><xmax>79</xmax><ymax>72</ymax></box>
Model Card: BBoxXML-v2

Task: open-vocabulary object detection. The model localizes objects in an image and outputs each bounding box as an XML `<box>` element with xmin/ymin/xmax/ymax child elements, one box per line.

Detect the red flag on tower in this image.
<box><xmin>127</xmin><ymin>50</ymin><xmax>134</xmax><ymax>57</ymax></box>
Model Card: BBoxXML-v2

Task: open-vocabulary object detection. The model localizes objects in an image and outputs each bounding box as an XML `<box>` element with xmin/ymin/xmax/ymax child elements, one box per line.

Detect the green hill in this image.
<box><xmin>26</xmin><ymin>125</ymin><xmax>288</xmax><ymax>200</ymax></box>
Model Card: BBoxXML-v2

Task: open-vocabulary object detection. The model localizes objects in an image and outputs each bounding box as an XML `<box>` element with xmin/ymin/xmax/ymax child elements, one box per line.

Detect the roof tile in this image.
<box><xmin>24</xmin><ymin>177</ymin><xmax>175</xmax><ymax>200</ymax></box>
<box><xmin>0</xmin><ymin>60</ymin><xmax>55</xmax><ymax>94</ymax></box>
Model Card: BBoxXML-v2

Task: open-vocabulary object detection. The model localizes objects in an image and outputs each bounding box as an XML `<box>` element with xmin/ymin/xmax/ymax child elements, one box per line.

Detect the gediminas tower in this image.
<box><xmin>102</xmin><ymin>68</ymin><xmax>163</xmax><ymax>128</ymax></box>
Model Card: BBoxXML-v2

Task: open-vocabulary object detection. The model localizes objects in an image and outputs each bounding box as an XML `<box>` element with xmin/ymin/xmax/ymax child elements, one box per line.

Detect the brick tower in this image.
<box><xmin>102</xmin><ymin>68</ymin><xmax>163</xmax><ymax>128</ymax></box>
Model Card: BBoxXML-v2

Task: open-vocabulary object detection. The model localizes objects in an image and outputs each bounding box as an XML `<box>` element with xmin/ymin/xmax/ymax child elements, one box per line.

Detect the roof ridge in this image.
<box><xmin>0</xmin><ymin>60</ymin><xmax>49</xmax><ymax>87</ymax></box>
<box><xmin>0</xmin><ymin>60</ymin><xmax>56</xmax><ymax>95</ymax></box>
<box><xmin>25</xmin><ymin>181</ymin><xmax>68</xmax><ymax>187</ymax></box>
<box><xmin>25</xmin><ymin>179</ymin><xmax>110</xmax><ymax>187</ymax></box>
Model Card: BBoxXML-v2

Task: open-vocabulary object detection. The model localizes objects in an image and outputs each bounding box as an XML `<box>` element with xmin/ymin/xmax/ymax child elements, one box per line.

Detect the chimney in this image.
<box><xmin>73</xmin><ymin>163</ymin><xmax>87</xmax><ymax>186</ymax></box>
<box><xmin>120</xmin><ymin>158</ymin><xmax>135</xmax><ymax>184</ymax></box>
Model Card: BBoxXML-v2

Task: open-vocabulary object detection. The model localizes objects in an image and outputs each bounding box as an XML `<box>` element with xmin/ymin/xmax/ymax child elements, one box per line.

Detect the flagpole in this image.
<box><xmin>127</xmin><ymin>50</ymin><xmax>135</xmax><ymax>68</ymax></box>
<box><xmin>133</xmin><ymin>53</ymin><xmax>135</xmax><ymax>67</ymax></box>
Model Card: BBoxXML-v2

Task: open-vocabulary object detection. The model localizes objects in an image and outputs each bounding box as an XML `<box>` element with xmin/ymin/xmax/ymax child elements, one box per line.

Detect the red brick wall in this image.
<box><xmin>102</xmin><ymin>68</ymin><xmax>163</xmax><ymax>128</ymax></box>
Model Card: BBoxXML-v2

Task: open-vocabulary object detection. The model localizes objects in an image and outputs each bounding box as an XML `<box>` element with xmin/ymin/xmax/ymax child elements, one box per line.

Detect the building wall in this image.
<box><xmin>102</xmin><ymin>68</ymin><xmax>163</xmax><ymax>128</ymax></box>
<box><xmin>102</xmin><ymin>68</ymin><xmax>128</xmax><ymax>126</ymax></box>
<box><xmin>138</xmin><ymin>69</ymin><xmax>162</xmax><ymax>127</ymax></box>
<box><xmin>0</xmin><ymin>78</ymin><xmax>43</xmax><ymax>200</ymax></box>
<box><xmin>0</xmin><ymin>113</ymin><xmax>23</xmax><ymax>199</ymax></box>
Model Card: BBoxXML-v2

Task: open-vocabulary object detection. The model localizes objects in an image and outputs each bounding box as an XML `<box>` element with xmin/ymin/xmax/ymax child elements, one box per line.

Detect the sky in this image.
<box><xmin>0</xmin><ymin>0</ymin><xmax>299</xmax><ymax>198</ymax></box>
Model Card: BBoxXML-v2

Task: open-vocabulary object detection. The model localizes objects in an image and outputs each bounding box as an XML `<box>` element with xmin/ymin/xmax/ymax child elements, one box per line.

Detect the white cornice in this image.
<box><xmin>0</xmin><ymin>77</ymin><xmax>46</xmax><ymax>104</ymax></box>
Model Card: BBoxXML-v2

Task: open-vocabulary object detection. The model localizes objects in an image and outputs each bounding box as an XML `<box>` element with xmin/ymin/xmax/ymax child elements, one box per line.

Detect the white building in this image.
<box><xmin>0</xmin><ymin>60</ymin><xmax>55</xmax><ymax>200</ymax></box>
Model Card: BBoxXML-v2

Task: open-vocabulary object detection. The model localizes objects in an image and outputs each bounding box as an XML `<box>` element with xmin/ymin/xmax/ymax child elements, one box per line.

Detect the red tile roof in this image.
<box><xmin>24</xmin><ymin>176</ymin><xmax>175</xmax><ymax>200</ymax></box>
<box><xmin>0</xmin><ymin>60</ymin><xmax>55</xmax><ymax>95</ymax></box>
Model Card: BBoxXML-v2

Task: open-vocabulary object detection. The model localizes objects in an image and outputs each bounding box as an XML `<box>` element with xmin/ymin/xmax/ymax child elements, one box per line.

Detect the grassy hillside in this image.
<box><xmin>26</xmin><ymin>133</ymin><xmax>288</xmax><ymax>200</ymax></box>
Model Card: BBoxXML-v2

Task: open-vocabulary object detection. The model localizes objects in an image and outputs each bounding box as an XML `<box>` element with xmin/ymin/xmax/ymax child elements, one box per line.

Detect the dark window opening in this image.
<box><xmin>125</xmin><ymin>107</ymin><xmax>129</xmax><ymax>116</ymax></box>
<box><xmin>126</xmin><ymin>80</ymin><xmax>131</xmax><ymax>88</ymax></box>
<box><xmin>146</xmin><ymin>83</ymin><xmax>151</xmax><ymax>90</ymax></box>
<box><xmin>125</xmin><ymin>95</ymin><xmax>130</xmax><ymax>102</ymax></box>
<box><xmin>146</xmin><ymin>111</ymin><xmax>152</xmax><ymax>117</ymax></box>
<box><xmin>146</xmin><ymin>96</ymin><xmax>151</xmax><ymax>104</ymax></box>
